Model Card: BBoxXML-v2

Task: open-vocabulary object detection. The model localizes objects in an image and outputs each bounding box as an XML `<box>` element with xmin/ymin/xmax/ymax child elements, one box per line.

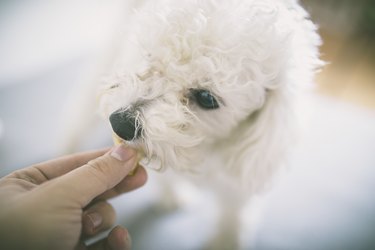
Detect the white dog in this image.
<box><xmin>69</xmin><ymin>0</ymin><xmax>322</xmax><ymax>248</ymax></box>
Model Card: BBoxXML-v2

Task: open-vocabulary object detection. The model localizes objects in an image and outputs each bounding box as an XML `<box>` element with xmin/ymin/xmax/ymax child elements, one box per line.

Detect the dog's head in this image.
<box><xmin>98</xmin><ymin>0</ymin><xmax>322</xmax><ymax>189</ymax></box>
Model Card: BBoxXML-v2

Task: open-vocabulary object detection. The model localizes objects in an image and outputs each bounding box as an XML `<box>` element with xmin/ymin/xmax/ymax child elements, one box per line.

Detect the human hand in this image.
<box><xmin>0</xmin><ymin>145</ymin><xmax>147</xmax><ymax>250</ymax></box>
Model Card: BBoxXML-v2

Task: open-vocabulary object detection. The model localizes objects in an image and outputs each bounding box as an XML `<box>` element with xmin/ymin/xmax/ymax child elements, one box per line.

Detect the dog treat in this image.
<box><xmin>112</xmin><ymin>132</ymin><xmax>123</xmax><ymax>145</ymax></box>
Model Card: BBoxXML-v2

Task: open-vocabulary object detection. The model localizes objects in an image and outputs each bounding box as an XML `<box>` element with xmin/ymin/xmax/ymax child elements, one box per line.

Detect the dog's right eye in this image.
<box><xmin>192</xmin><ymin>89</ymin><xmax>220</xmax><ymax>110</ymax></box>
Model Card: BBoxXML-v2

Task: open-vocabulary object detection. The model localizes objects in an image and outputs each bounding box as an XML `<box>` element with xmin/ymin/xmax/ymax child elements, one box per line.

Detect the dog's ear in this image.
<box><xmin>222</xmin><ymin>88</ymin><xmax>294</xmax><ymax>193</ymax></box>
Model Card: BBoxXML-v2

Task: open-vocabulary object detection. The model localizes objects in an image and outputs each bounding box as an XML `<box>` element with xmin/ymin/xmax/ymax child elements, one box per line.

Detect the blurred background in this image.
<box><xmin>0</xmin><ymin>1</ymin><xmax>374</xmax><ymax>249</ymax></box>
<box><xmin>302</xmin><ymin>0</ymin><xmax>375</xmax><ymax>109</ymax></box>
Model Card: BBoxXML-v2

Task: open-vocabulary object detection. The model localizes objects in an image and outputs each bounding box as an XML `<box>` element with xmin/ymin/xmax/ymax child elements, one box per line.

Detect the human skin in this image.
<box><xmin>0</xmin><ymin>145</ymin><xmax>147</xmax><ymax>250</ymax></box>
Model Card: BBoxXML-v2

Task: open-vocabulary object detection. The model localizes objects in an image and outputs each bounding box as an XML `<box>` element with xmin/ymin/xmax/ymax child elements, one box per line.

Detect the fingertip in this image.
<box><xmin>108</xmin><ymin>226</ymin><xmax>131</xmax><ymax>250</ymax></box>
<box><xmin>131</xmin><ymin>165</ymin><xmax>148</xmax><ymax>187</ymax></box>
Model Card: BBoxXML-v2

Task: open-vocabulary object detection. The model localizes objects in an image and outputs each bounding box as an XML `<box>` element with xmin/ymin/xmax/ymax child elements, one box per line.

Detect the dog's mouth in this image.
<box><xmin>112</xmin><ymin>132</ymin><xmax>142</xmax><ymax>148</ymax></box>
<box><xmin>112</xmin><ymin>131</ymin><xmax>167</xmax><ymax>172</ymax></box>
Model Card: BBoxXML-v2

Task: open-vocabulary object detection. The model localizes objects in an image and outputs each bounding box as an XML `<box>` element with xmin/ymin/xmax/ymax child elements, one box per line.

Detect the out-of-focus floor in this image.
<box><xmin>0</xmin><ymin>1</ymin><xmax>375</xmax><ymax>250</ymax></box>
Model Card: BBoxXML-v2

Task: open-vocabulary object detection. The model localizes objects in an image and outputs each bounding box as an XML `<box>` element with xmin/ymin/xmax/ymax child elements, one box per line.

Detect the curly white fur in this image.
<box><xmin>93</xmin><ymin>0</ymin><xmax>322</xmax><ymax>248</ymax></box>
<box><xmin>99</xmin><ymin>0</ymin><xmax>321</xmax><ymax>185</ymax></box>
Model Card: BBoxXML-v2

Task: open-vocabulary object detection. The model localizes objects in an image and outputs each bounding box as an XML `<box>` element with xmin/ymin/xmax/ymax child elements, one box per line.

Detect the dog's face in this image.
<box><xmin>98</xmin><ymin>0</ymin><xmax>321</xmax><ymax>178</ymax></box>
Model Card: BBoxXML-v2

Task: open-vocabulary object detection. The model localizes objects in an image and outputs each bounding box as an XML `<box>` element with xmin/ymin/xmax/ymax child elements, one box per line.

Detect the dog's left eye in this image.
<box><xmin>192</xmin><ymin>89</ymin><xmax>219</xmax><ymax>110</ymax></box>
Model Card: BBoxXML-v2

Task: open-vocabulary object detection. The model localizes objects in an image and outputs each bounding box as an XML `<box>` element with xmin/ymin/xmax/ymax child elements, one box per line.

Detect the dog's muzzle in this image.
<box><xmin>109</xmin><ymin>109</ymin><xmax>142</xmax><ymax>141</ymax></box>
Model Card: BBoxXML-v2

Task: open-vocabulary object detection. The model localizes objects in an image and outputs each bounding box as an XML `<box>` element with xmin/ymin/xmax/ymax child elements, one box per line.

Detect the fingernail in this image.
<box><xmin>86</xmin><ymin>212</ymin><xmax>102</xmax><ymax>229</ymax></box>
<box><xmin>110</xmin><ymin>145</ymin><xmax>136</xmax><ymax>161</ymax></box>
<box><xmin>108</xmin><ymin>227</ymin><xmax>132</xmax><ymax>250</ymax></box>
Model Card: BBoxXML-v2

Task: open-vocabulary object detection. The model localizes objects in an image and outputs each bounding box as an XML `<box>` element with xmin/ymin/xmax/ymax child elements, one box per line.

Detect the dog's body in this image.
<box><xmin>68</xmin><ymin>0</ymin><xmax>321</xmax><ymax>248</ymax></box>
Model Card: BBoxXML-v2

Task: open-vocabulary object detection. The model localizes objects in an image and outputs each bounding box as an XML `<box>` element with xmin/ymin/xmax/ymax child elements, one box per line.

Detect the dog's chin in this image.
<box><xmin>118</xmin><ymin>137</ymin><xmax>206</xmax><ymax>173</ymax></box>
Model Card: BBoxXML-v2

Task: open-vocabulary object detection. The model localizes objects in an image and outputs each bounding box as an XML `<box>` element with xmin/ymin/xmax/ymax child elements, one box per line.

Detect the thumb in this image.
<box><xmin>53</xmin><ymin>145</ymin><xmax>137</xmax><ymax>207</ymax></box>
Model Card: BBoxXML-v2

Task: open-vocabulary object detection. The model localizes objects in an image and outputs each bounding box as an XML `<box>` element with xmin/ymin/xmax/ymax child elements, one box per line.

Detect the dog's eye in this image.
<box><xmin>192</xmin><ymin>89</ymin><xmax>219</xmax><ymax>110</ymax></box>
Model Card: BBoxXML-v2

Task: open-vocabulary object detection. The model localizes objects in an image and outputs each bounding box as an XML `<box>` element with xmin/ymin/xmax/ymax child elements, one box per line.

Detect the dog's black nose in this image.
<box><xmin>109</xmin><ymin>110</ymin><xmax>141</xmax><ymax>141</ymax></box>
